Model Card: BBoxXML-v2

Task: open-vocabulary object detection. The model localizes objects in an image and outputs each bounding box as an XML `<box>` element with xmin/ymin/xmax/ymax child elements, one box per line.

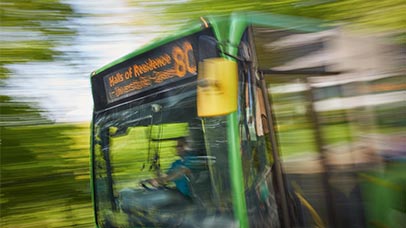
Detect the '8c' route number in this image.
<box><xmin>172</xmin><ymin>41</ymin><xmax>196</xmax><ymax>77</ymax></box>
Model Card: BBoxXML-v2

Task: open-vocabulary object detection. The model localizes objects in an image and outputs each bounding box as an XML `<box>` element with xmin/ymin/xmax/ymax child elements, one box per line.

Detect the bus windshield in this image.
<box><xmin>92</xmin><ymin>82</ymin><xmax>236</xmax><ymax>227</ymax></box>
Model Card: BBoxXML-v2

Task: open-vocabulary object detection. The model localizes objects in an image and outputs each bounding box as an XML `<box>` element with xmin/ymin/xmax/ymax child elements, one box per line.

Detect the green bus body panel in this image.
<box><xmin>89</xmin><ymin>120</ymin><xmax>97</xmax><ymax>226</ymax></box>
<box><xmin>227</xmin><ymin>112</ymin><xmax>249</xmax><ymax>228</ymax></box>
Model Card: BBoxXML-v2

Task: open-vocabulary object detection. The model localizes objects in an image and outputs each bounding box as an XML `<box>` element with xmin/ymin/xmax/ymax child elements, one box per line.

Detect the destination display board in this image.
<box><xmin>102</xmin><ymin>36</ymin><xmax>199</xmax><ymax>104</ymax></box>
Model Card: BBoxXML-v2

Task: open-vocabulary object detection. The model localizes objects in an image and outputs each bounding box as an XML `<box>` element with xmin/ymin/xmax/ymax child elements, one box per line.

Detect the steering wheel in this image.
<box><xmin>139</xmin><ymin>179</ymin><xmax>160</xmax><ymax>191</ymax></box>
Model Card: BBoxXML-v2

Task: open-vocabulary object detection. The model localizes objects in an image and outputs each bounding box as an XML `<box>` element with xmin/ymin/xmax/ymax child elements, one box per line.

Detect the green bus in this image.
<box><xmin>90</xmin><ymin>12</ymin><xmax>333</xmax><ymax>228</ymax></box>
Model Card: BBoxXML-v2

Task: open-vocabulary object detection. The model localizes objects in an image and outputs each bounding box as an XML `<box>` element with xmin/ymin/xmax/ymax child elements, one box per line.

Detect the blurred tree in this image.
<box><xmin>0</xmin><ymin>95</ymin><xmax>50</xmax><ymax>126</ymax></box>
<box><xmin>1</xmin><ymin>125</ymin><xmax>92</xmax><ymax>227</ymax></box>
<box><xmin>0</xmin><ymin>1</ymin><xmax>92</xmax><ymax>226</ymax></box>
<box><xmin>0</xmin><ymin>0</ymin><xmax>77</xmax><ymax>79</ymax></box>
<box><xmin>0</xmin><ymin>96</ymin><xmax>92</xmax><ymax>227</ymax></box>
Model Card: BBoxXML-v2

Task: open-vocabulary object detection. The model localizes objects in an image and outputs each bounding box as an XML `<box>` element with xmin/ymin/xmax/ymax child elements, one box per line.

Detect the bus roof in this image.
<box><xmin>91</xmin><ymin>12</ymin><xmax>331</xmax><ymax>76</ymax></box>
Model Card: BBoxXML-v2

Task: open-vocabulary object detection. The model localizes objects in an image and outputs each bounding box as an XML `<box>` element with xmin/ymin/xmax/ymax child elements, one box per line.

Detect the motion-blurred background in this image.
<box><xmin>1</xmin><ymin>1</ymin><xmax>404</xmax><ymax>227</ymax></box>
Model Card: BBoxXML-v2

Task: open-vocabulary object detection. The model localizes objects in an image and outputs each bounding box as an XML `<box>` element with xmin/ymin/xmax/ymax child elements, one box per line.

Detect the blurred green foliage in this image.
<box><xmin>0</xmin><ymin>0</ymin><xmax>77</xmax><ymax>78</ymax></box>
<box><xmin>132</xmin><ymin>0</ymin><xmax>405</xmax><ymax>43</ymax></box>
<box><xmin>1</xmin><ymin>122</ymin><xmax>93</xmax><ymax>227</ymax></box>
<box><xmin>0</xmin><ymin>95</ymin><xmax>50</xmax><ymax>126</ymax></box>
<box><xmin>1</xmin><ymin>93</ymin><xmax>93</xmax><ymax>227</ymax></box>
<box><xmin>1</xmin><ymin>2</ymin><xmax>85</xmax><ymax>224</ymax></box>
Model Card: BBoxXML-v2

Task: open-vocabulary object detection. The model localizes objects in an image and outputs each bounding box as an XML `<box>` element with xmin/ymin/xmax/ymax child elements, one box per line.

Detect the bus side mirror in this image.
<box><xmin>197</xmin><ymin>58</ymin><xmax>238</xmax><ymax>117</ymax></box>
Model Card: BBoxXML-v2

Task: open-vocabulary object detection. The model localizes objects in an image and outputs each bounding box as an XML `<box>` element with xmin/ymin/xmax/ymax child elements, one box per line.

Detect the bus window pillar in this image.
<box><xmin>258</xmin><ymin>71</ymin><xmax>292</xmax><ymax>228</ymax></box>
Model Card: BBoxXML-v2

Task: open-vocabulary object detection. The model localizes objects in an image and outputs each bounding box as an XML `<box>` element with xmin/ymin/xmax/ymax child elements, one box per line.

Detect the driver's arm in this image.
<box><xmin>153</xmin><ymin>167</ymin><xmax>191</xmax><ymax>186</ymax></box>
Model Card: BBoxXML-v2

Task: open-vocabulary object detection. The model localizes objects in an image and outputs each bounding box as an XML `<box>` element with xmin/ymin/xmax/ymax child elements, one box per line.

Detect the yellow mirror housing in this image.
<box><xmin>197</xmin><ymin>58</ymin><xmax>238</xmax><ymax>117</ymax></box>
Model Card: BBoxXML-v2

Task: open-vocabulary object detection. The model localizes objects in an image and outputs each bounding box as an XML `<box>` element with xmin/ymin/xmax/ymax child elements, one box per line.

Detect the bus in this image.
<box><xmin>90</xmin><ymin>12</ymin><xmax>340</xmax><ymax>228</ymax></box>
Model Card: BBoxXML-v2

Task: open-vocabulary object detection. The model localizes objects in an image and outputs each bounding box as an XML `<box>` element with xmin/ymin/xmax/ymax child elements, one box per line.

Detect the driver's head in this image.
<box><xmin>175</xmin><ymin>137</ymin><xmax>190</xmax><ymax>157</ymax></box>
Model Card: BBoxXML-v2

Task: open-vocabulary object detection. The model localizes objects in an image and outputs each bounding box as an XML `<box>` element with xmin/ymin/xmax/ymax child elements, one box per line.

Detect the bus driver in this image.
<box><xmin>148</xmin><ymin>137</ymin><xmax>194</xmax><ymax>197</ymax></box>
<box><xmin>119</xmin><ymin>137</ymin><xmax>196</xmax><ymax>215</ymax></box>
